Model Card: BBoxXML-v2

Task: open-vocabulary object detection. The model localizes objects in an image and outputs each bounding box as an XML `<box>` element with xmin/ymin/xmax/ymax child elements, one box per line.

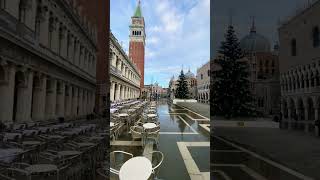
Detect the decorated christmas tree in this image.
<box><xmin>175</xmin><ymin>70</ymin><xmax>189</xmax><ymax>99</ymax></box>
<box><xmin>212</xmin><ymin>25</ymin><xmax>255</xmax><ymax>118</ymax></box>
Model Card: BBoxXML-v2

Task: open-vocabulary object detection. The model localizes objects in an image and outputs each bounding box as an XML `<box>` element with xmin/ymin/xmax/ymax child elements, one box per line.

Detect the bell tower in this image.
<box><xmin>129</xmin><ymin>0</ymin><xmax>146</xmax><ymax>90</ymax></box>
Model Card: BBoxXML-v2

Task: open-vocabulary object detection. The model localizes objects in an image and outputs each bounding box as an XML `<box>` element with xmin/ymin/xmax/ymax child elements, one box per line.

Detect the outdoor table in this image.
<box><xmin>142</xmin><ymin>123</ymin><xmax>158</xmax><ymax>145</ymax></box>
<box><xmin>38</xmin><ymin>127</ymin><xmax>52</xmax><ymax>133</ymax></box>
<box><xmin>46</xmin><ymin>135</ymin><xmax>65</xmax><ymax>140</ymax></box>
<box><xmin>4</xmin><ymin>133</ymin><xmax>22</xmax><ymax>141</ymax></box>
<box><xmin>22</xmin><ymin>141</ymin><xmax>42</xmax><ymax>146</ymax></box>
<box><xmin>110</xmin><ymin>122</ymin><xmax>115</xmax><ymax>127</ymax></box>
<box><xmin>58</xmin><ymin>150</ymin><xmax>81</xmax><ymax>157</ymax></box>
<box><xmin>119</xmin><ymin>156</ymin><xmax>152</xmax><ymax>180</ymax></box>
<box><xmin>143</xmin><ymin>123</ymin><xmax>157</xmax><ymax>130</ymax></box>
<box><xmin>117</xmin><ymin>106</ymin><xmax>124</xmax><ymax>109</ymax></box>
<box><xmin>22</xmin><ymin>129</ymin><xmax>39</xmax><ymax>136</ymax></box>
<box><xmin>89</xmin><ymin>136</ymin><xmax>105</xmax><ymax>141</ymax></box>
<box><xmin>0</xmin><ymin>148</ymin><xmax>24</xmax><ymax>163</ymax></box>
<box><xmin>110</xmin><ymin>108</ymin><xmax>118</xmax><ymax>113</ymax></box>
<box><xmin>118</xmin><ymin>113</ymin><xmax>129</xmax><ymax>117</ymax></box>
<box><xmin>25</xmin><ymin>164</ymin><xmax>58</xmax><ymax>174</ymax></box>
<box><xmin>128</xmin><ymin>109</ymin><xmax>136</xmax><ymax>112</ymax></box>
<box><xmin>59</xmin><ymin>131</ymin><xmax>78</xmax><ymax>136</ymax></box>
<box><xmin>147</xmin><ymin>114</ymin><xmax>157</xmax><ymax>119</ymax></box>
<box><xmin>77</xmin><ymin>142</ymin><xmax>96</xmax><ymax>148</ymax></box>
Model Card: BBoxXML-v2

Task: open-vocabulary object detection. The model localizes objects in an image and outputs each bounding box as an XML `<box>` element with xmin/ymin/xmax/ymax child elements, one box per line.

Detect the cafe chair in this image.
<box><xmin>144</xmin><ymin>151</ymin><xmax>164</xmax><ymax>180</ymax></box>
<box><xmin>110</xmin><ymin>151</ymin><xmax>133</xmax><ymax>171</ymax></box>
<box><xmin>130</xmin><ymin>126</ymin><xmax>143</xmax><ymax>141</ymax></box>
<box><xmin>145</xmin><ymin>129</ymin><xmax>160</xmax><ymax>148</ymax></box>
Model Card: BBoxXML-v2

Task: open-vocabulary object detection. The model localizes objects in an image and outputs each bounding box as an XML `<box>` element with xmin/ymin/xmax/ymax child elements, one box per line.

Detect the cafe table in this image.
<box><xmin>119</xmin><ymin>156</ymin><xmax>152</xmax><ymax>180</ymax></box>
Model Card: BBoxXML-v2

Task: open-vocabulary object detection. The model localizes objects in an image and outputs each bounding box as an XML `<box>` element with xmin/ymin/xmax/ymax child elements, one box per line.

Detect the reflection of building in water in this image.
<box><xmin>169</xmin><ymin>69</ymin><xmax>197</xmax><ymax>99</ymax></box>
<box><xmin>279</xmin><ymin>0</ymin><xmax>320</xmax><ymax>134</ymax></box>
<box><xmin>239</xmin><ymin>19</ymin><xmax>280</xmax><ymax>117</ymax></box>
<box><xmin>197</xmin><ymin>61</ymin><xmax>210</xmax><ymax>104</ymax></box>
<box><xmin>109</xmin><ymin>32</ymin><xmax>141</xmax><ymax>102</ymax></box>
<box><xmin>0</xmin><ymin>0</ymin><xmax>98</xmax><ymax>122</ymax></box>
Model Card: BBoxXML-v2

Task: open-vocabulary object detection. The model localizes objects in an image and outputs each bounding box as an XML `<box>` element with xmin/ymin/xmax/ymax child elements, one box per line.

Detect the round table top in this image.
<box><xmin>47</xmin><ymin>135</ymin><xmax>64</xmax><ymax>139</ymax></box>
<box><xmin>77</xmin><ymin>142</ymin><xmax>96</xmax><ymax>147</ymax></box>
<box><xmin>143</xmin><ymin>123</ymin><xmax>157</xmax><ymax>129</ymax></box>
<box><xmin>58</xmin><ymin>151</ymin><xmax>81</xmax><ymax>156</ymax></box>
<box><xmin>119</xmin><ymin>156</ymin><xmax>152</xmax><ymax>180</ymax></box>
<box><xmin>110</xmin><ymin>108</ymin><xmax>118</xmax><ymax>113</ymax></box>
<box><xmin>147</xmin><ymin>114</ymin><xmax>157</xmax><ymax>118</ymax></box>
<box><xmin>110</xmin><ymin>122</ymin><xmax>115</xmax><ymax>127</ymax></box>
<box><xmin>26</xmin><ymin>164</ymin><xmax>58</xmax><ymax>173</ymax></box>
<box><xmin>118</xmin><ymin>113</ymin><xmax>129</xmax><ymax>117</ymax></box>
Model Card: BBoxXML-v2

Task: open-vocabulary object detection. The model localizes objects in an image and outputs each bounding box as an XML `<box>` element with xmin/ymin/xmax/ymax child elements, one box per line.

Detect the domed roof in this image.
<box><xmin>185</xmin><ymin>69</ymin><xmax>195</xmax><ymax>78</ymax></box>
<box><xmin>240</xmin><ymin>21</ymin><xmax>271</xmax><ymax>53</ymax></box>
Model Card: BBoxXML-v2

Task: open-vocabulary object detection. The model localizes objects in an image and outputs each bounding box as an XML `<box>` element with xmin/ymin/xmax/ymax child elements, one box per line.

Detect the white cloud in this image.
<box><xmin>147</xmin><ymin>36</ymin><xmax>159</xmax><ymax>45</ymax></box>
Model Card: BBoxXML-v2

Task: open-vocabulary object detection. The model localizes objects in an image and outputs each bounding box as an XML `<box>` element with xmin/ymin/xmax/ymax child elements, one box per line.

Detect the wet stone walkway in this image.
<box><xmin>157</xmin><ymin>101</ymin><xmax>210</xmax><ymax>180</ymax></box>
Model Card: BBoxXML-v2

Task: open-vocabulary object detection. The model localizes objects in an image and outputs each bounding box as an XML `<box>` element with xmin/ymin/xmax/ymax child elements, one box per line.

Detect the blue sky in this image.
<box><xmin>111</xmin><ymin>0</ymin><xmax>210</xmax><ymax>88</ymax></box>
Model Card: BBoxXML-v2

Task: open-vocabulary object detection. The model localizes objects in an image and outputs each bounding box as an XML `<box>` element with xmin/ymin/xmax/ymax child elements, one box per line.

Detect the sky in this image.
<box><xmin>211</xmin><ymin>0</ymin><xmax>309</xmax><ymax>57</ymax></box>
<box><xmin>111</xmin><ymin>0</ymin><xmax>210</xmax><ymax>88</ymax></box>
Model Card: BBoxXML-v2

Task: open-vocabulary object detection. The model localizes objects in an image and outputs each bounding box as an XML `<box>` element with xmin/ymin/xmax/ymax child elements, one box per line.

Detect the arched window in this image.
<box><xmin>291</xmin><ymin>39</ymin><xmax>297</xmax><ymax>56</ymax></box>
<box><xmin>313</xmin><ymin>26</ymin><xmax>320</xmax><ymax>48</ymax></box>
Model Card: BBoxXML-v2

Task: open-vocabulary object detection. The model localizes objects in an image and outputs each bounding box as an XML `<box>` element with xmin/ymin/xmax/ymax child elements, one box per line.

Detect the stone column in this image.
<box><xmin>0</xmin><ymin>65</ymin><xmax>16</xmax><ymax>122</ymax></box>
<box><xmin>68</xmin><ymin>34</ymin><xmax>74</xmax><ymax>62</ymax></box>
<box><xmin>65</xmin><ymin>85</ymin><xmax>72</xmax><ymax>118</ymax></box>
<box><xmin>110</xmin><ymin>82</ymin><xmax>115</xmax><ymax>101</ymax></box>
<box><xmin>72</xmin><ymin>87</ymin><xmax>78</xmax><ymax>117</ymax></box>
<box><xmin>84</xmin><ymin>90</ymin><xmax>88</xmax><ymax>115</ymax></box>
<box><xmin>83</xmin><ymin>50</ymin><xmax>87</xmax><ymax>71</ymax></box>
<box><xmin>77</xmin><ymin>88</ymin><xmax>82</xmax><ymax>116</ymax></box>
<box><xmin>39</xmin><ymin>6</ymin><xmax>49</xmax><ymax>47</ymax></box>
<box><xmin>74</xmin><ymin>40</ymin><xmax>80</xmax><ymax>65</ymax></box>
<box><xmin>79</xmin><ymin>46</ymin><xmax>84</xmax><ymax>68</ymax></box>
<box><xmin>116</xmin><ymin>84</ymin><xmax>121</xmax><ymax>101</ymax></box>
<box><xmin>15</xmin><ymin>71</ymin><xmax>33</xmax><ymax>122</ymax></box>
<box><xmin>45</xmin><ymin>79</ymin><xmax>57</xmax><ymax>120</ymax></box>
<box><xmin>56</xmin><ymin>81</ymin><xmax>65</xmax><ymax>117</ymax></box>
<box><xmin>82</xmin><ymin>90</ymin><xmax>86</xmax><ymax>115</ymax></box>
<box><xmin>32</xmin><ymin>74</ymin><xmax>47</xmax><ymax>121</ymax></box>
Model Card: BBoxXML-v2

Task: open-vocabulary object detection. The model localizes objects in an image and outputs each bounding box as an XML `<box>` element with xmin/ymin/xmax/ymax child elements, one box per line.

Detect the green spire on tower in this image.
<box><xmin>133</xmin><ymin>0</ymin><xmax>142</xmax><ymax>17</ymax></box>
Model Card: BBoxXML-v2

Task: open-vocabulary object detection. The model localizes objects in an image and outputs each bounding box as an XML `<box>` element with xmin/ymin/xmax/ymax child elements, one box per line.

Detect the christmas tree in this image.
<box><xmin>212</xmin><ymin>25</ymin><xmax>255</xmax><ymax>118</ymax></box>
<box><xmin>175</xmin><ymin>70</ymin><xmax>189</xmax><ymax>99</ymax></box>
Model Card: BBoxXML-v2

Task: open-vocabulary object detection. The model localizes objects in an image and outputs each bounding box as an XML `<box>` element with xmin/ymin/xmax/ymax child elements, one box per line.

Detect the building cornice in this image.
<box><xmin>110</xmin><ymin>31</ymin><xmax>141</xmax><ymax>78</ymax></box>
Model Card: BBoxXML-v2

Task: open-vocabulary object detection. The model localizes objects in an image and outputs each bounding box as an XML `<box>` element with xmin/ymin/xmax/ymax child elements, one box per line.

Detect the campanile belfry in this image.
<box><xmin>129</xmin><ymin>0</ymin><xmax>146</xmax><ymax>90</ymax></box>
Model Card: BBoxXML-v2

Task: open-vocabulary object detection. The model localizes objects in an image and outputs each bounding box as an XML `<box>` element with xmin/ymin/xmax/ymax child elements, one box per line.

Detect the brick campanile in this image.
<box><xmin>129</xmin><ymin>0</ymin><xmax>146</xmax><ymax>90</ymax></box>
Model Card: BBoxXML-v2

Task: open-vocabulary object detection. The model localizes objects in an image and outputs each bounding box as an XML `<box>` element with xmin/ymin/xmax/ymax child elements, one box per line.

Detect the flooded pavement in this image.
<box><xmin>156</xmin><ymin>101</ymin><xmax>210</xmax><ymax>180</ymax></box>
<box><xmin>212</xmin><ymin>135</ymin><xmax>314</xmax><ymax>180</ymax></box>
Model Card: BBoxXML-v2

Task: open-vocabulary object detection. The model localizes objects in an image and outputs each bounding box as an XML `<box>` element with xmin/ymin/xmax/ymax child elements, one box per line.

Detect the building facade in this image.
<box><xmin>240</xmin><ymin>21</ymin><xmax>281</xmax><ymax>117</ymax></box>
<box><xmin>110</xmin><ymin>32</ymin><xmax>141</xmax><ymax>102</ymax></box>
<box><xmin>129</xmin><ymin>1</ymin><xmax>145</xmax><ymax>90</ymax></box>
<box><xmin>197</xmin><ymin>61</ymin><xmax>210</xmax><ymax>104</ymax></box>
<box><xmin>76</xmin><ymin>0</ymin><xmax>109</xmax><ymax>114</ymax></box>
<box><xmin>0</xmin><ymin>0</ymin><xmax>97</xmax><ymax>122</ymax></box>
<box><xmin>279</xmin><ymin>0</ymin><xmax>320</xmax><ymax>134</ymax></box>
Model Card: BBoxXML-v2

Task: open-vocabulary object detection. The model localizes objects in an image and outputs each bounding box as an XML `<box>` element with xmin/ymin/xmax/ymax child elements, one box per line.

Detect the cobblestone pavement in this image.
<box><xmin>214</xmin><ymin>127</ymin><xmax>320</xmax><ymax>179</ymax></box>
<box><xmin>177</xmin><ymin>102</ymin><xmax>210</xmax><ymax>119</ymax></box>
